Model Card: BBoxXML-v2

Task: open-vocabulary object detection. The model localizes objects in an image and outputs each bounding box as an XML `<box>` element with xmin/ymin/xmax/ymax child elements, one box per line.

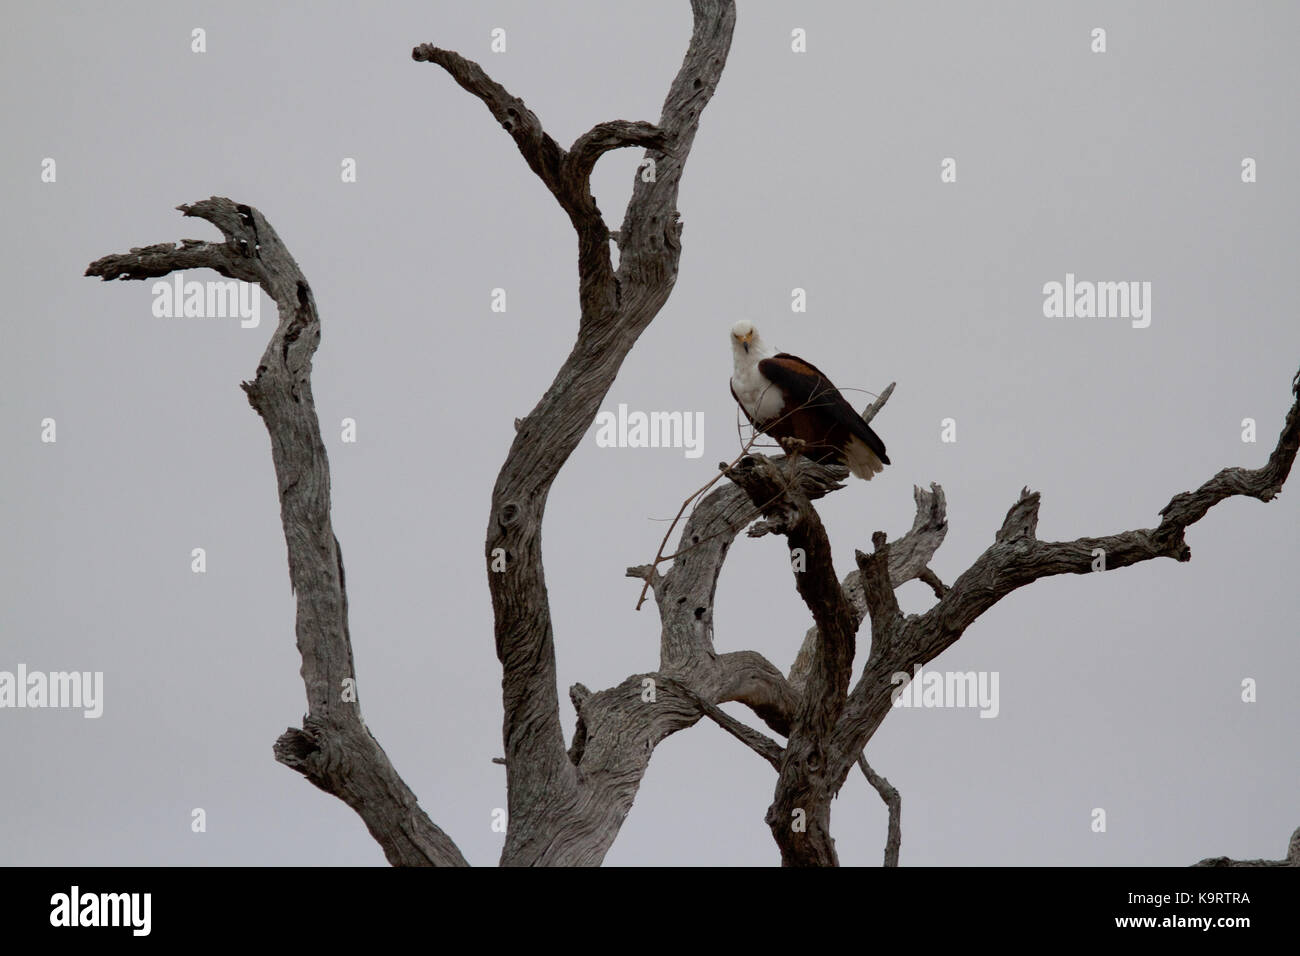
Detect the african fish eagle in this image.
<box><xmin>729</xmin><ymin>320</ymin><xmax>890</xmax><ymax>480</ymax></box>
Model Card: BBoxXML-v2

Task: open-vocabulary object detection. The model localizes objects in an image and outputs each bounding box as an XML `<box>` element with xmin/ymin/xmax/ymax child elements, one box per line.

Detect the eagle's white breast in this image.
<box><xmin>731</xmin><ymin>361</ymin><xmax>786</xmax><ymax>426</ymax></box>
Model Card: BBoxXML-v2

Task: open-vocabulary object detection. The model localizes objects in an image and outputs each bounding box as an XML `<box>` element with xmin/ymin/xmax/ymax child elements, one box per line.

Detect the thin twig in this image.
<box><xmin>917</xmin><ymin>566</ymin><xmax>948</xmax><ymax>599</ymax></box>
<box><xmin>858</xmin><ymin>754</ymin><xmax>901</xmax><ymax>867</ymax></box>
<box><xmin>635</xmin><ymin>433</ymin><xmax>762</xmax><ymax>609</ymax></box>
<box><xmin>861</xmin><ymin>381</ymin><xmax>896</xmax><ymax>424</ymax></box>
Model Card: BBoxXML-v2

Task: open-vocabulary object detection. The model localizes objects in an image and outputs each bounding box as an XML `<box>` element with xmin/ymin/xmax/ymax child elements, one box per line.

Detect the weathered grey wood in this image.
<box><xmin>86</xmin><ymin>198</ymin><xmax>467</xmax><ymax>867</ymax></box>
<box><xmin>789</xmin><ymin>482</ymin><xmax>948</xmax><ymax>696</ymax></box>
<box><xmin>725</xmin><ymin>453</ymin><xmax>860</xmax><ymax>865</ymax></box>
<box><xmin>416</xmin><ymin>0</ymin><xmax>738</xmax><ymax>866</ymax></box>
<box><xmin>696</xmin><ymin>363</ymin><xmax>1298</xmax><ymax>865</ymax></box>
<box><xmin>830</xmin><ymin>367</ymin><xmax>1300</xmax><ymax>793</ymax></box>
<box><xmin>812</xmin><ymin>365</ymin><xmax>1300</xmax><ymax>861</ymax></box>
<box><xmin>858</xmin><ymin>755</ymin><xmax>901</xmax><ymax>867</ymax></box>
<box><xmin>1193</xmin><ymin>827</ymin><xmax>1300</xmax><ymax>867</ymax></box>
<box><xmin>659</xmin><ymin>676</ymin><xmax>785</xmax><ymax>770</ymax></box>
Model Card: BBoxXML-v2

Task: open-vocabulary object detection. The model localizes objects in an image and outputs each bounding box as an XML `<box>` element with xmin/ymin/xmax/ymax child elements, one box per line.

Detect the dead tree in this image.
<box><xmin>84</xmin><ymin>0</ymin><xmax>1298</xmax><ymax>866</ymax></box>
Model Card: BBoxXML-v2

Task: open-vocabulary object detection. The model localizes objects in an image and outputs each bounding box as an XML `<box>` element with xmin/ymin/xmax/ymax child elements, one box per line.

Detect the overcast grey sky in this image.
<box><xmin>2</xmin><ymin>1</ymin><xmax>1297</xmax><ymax>866</ymax></box>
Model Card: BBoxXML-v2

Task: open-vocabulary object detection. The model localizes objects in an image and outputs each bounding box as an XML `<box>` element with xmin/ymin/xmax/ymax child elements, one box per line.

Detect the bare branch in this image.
<box><xmin>567</xmin><ymin>683</ymin><xmax>592</xmax><ymax>766</ymax></box>
<box><xmin>880</xmin><ymin>484</ymin><xmax>951</xmax><ymax>586</ymax></box>
<box><xmin>1193</xmin><ymin>826</ymin><xmax>1300</xmax><ymax>867</ymax></box>
<box><xmin>415</xmin><ymin>2</ymin><xmax>737</xmax><ymax>866</ymax></box>
<box><xmin>411</xmin><ymin>44</ymin><xmax>626</xmax><ymax>317</ymax></box>
<box><xmin>410</xmin><ymin>45</ymin><xmax>565</xmax><ymax>194</ymax></box>
<box><xmin>725</xmin><ymin>452</ymin><xmax>860</xmax><ymax>865</ymax></box>
<box><xmin>713</xmin><ymin>650</ymin><xmax>798</xmax><ymax>737</ymax></box>
<box><xmin>86</xmin><ymin>198</ymin><xmax>466</xmax><ymax>867</ymax></box>
<box><xmin>917</xmin><ymin>567</ymin><xmax>948</xmax><ymax>599</ymax></box>
<box><xmin>555</xmin><ymin>658</ymin><xmax>787</xmax><ymax>862</ymax></box>
<box><xmin>661</xmin><ymin>677</ymin><xmax>784</xmax><ymax>770</ymax></box>
<box><xmin>625</xmin><ymin>563</ymin><xmax>663</xmax><ymax>592</ymax></box>
<box><xmin>829</xmin><ymin>361</ymin><xmax>1300</xmax><ymax>789</ymax></box>
<box><xmin>856</xmin><ymin>533</ymin><xmax>904</xmax><ymax>659</ymax></box>
<box><xmin>861</xmin><ymin>381</ymin><xmax>896</xmax><ymax>423</ymax></box>
<box><xmin>789</xmin><ymin>483</ymin><xmax>948</xmax><ymax>695</ymax></box>
<box><xmin>568</xmin><ymin>120</ymin><xmax>667</xmax><ymax>183</ymax></box>
<box><xmin>633</xmin><ymin>445</ymin><xmax>749</xmax><ymax>612</ymax></box>
<box><xmin>613</xmin><ymin>0</ymin><xmax>737</xmax><ymax>281</ymax></box>
<box><xmin>922</xmin><ymin>371</ymin><xmax>1300</xmax><ymax>660</ymax></box>
<box><xmin>86</xmin><ymin>238</ymin><xmax>256</xmax><ymax>285</ymax></box>
<box><xmin>740</xmin><ymin>361</ymin><xmax>1298</xmax><ymax>864</ymax></box>
<box><xmin>857</xmin><ymin>754</ymin><xmax>901</xmax><ymax>867</ymax></box>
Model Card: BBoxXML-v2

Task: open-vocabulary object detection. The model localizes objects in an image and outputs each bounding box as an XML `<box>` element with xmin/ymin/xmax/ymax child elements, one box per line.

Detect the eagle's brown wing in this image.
<box><xmin>758</xmin><ymin>353</ymin><xmax>890</xmax><ymax>465</ymax></box>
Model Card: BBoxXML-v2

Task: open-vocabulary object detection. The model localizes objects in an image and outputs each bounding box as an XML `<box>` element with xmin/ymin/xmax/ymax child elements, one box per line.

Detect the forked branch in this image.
<box><xmin>87</xmin><ymin>198</ymin><xmax>466</xmax><ymax>867</ymax></box>
<box><xmin>416</xmin><ymin>1</ymin><xmax>739</xmax><ymax>866</ymax></box>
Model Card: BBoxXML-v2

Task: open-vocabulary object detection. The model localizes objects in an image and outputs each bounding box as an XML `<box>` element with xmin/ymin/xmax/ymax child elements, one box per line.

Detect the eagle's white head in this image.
<box><xmin>730</xmin><ymin>320</ymin><xmax>773</xmax><ymax>364</ymax></box>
